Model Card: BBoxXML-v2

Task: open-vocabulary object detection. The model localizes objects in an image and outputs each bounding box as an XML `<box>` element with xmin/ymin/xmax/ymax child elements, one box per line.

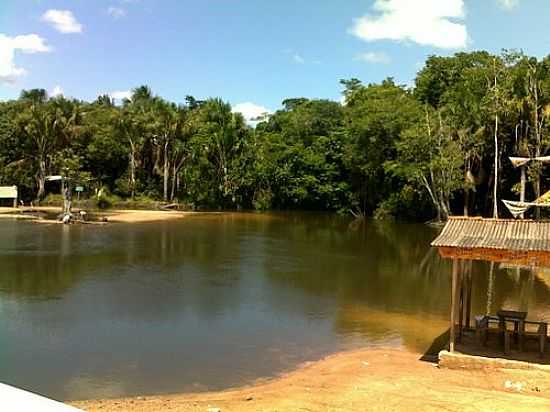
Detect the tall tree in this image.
<box><xmin>385</xmin><ymin>107</ymin><xmax>463</xmax><ymax>221</ymax></box>
<box><xmin>150</xmin><ymin>99</ymin><xmax>185</xmax><ymax>201</ymax></box>
<box><xmin>343</xmin><ymin>78</ymin><xmax>422</xmax><ymax>216</ymax></box>
<box><xmin>16</xmin><ymin>102</ymin><xmax>64</xmax><ymax>200</ymax></box>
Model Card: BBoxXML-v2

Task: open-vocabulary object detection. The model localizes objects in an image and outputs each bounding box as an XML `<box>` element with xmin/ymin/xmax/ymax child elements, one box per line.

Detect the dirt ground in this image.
<box><xmin>71</xmin><ymin>348</ymin><xmax>550</xmax><ymax>412</ymax></box>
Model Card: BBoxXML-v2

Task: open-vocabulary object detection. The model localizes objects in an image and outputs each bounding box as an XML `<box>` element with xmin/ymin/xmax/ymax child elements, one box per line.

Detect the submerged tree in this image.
<box><xmin>386</xmin><ymin>108</ymin><xmax>463</xmax><ymax>221</ymax></box>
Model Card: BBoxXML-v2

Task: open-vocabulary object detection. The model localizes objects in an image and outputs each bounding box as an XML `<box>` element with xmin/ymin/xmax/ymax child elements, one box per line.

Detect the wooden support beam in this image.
<box><xmin>458</xmin><ymin>265</ymin><xmax>464</xmax><ymax>342</ymax></box>
<box><xmin>465</xmin><ymin>261</ymin><xmax>473</xmax><ymax>329</ymax></box>
<box><xmin>450</xmin><ymin>259</ymin><xmax>459</xmax><ymax>352</ymax></box>
<box><xmin>487</xmin><ymin>262</ymin><xmax>495</xmax><ymax>315</ymax></box>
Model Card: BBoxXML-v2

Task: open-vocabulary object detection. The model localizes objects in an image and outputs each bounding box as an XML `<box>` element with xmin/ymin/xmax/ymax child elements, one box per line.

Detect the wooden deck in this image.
<box><xmin>452</xmin><ymin>328</ymin><xmax>550</xmax><ymax>366</ymax></box>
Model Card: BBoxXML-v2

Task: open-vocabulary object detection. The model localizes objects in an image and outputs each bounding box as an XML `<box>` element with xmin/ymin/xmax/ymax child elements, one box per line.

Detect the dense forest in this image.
<box><xmin>0</xmin><ymin>50</ymin><xmax>549</xmax><ymax>221</ymax></box>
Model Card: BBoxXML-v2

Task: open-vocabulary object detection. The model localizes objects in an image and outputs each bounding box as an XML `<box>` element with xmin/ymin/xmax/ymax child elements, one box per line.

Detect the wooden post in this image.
<box><xmin>487</xmin><ymin>262</ymin><xmax>495</xmax><ymax>315</ymax></box>
<box><xmin>520</xmin><ymin>166</ymin><xmax>526</xmax><ymax>219</ymax></box>
<box><xmin>458</xmin><ymin>264</ymin><xmax>464</xmax><ymax>342</ymax></box>
<box><xmin>464</xmin><ymin>261</ymin><xmax>473</xmax><ymax>329</ymax></box>
<box><xmin>450</xmin><ymin>259</ymin><xmax>459</xmax><ymax>352</ymax></box>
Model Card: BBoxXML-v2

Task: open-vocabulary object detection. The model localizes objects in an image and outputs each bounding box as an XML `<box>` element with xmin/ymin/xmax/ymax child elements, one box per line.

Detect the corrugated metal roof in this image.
<box><xmin>431</xmin><ymin>217</ymin><xmax>550</xmax><ymax>252</ymax></box>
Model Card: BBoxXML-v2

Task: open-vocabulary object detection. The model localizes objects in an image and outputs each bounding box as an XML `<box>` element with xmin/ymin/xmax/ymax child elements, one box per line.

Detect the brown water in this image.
<box><xmin>0</xmin><ymin>213</ymin><xmax>549</xmax><ymax>401</ymax></box>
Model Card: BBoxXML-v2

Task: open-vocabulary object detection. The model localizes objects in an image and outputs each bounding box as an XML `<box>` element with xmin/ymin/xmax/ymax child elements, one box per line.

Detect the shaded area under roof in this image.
<box><xmin>431</xmin><ymin>217</ymin><xmax>550</xmax><ymax>267</ymax></box>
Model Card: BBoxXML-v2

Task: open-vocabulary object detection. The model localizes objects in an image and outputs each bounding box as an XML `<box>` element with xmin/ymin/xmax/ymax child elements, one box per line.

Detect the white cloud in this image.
<box><xmin>355</xmin><ymin>51</ymin><xmax>391</xmax><ymax>64</ymax></box>
<box><xmin>9</xmin><ymin>34</ymin><xmax>51</xmax><ymax>53</ymax></box>
<box><xmin>233</xmin><ymin>102</ymin><xmax>272</xmax><ymax>126</ymax></box>
<box><xmin>496</xmin><ymin>0</ymin><xmax>519</xmax><ymax>10</ymax></box>
<box><xmin>350</xmin><ymin>0</ymin><xmax>467</xmax><ymax>49</ymax></box>
<box><xmin>51</xmin><ymin>85</ymin><xmax>64</xmax><ymax>97</ymax></box>
<box><xmin>41</xmin><ymin>9</ymin><xmax>83</xmax><ymax>33</ymax></box>
<box><xmin>293</xmin><ymin>53</ymin><xmax>305</xmax><ymax>64</ymax></box>
<box><xmin>109</xmin><ymin>90</ymin><xmax>132</xmax><ymax>101</ymax></box>
<box><xmin>108</xmin><ymin>7</ymin><xmax>127</xmax><ymax>19</ymax></box>
<box><xmin>283</xmin><ymin>49</ymin><xmax>310</xmax><ymax>65</ymax></box>
<box><xmin>0</xmin><ymin>34</ymin><xmax>51</xmax><ymax>84</ymax></box>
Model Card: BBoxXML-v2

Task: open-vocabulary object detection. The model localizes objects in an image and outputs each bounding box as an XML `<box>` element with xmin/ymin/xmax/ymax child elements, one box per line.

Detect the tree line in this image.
<box><xmin>0</xmin><ymin>50</ymin><xmax>548</xmax><ymax>221</ymax></box>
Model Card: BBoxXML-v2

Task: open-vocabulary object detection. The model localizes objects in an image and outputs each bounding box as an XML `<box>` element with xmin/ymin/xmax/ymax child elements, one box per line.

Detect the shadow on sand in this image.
<box><xmin>420</xmin><ymin>329</ymin><xmax>449</xmax><ymax>362</ymax></box>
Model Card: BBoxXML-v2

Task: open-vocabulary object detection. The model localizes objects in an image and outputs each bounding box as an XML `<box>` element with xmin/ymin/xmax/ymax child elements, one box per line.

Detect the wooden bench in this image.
<box><xmin>475</xmin><ymin>315</ymin><xmax>512</xmax><ymax>353</ymax></box>
<box><xmin>520</xmin><ymin>321</ymin><xmax>547</xmax><ymax>357</ymax></box>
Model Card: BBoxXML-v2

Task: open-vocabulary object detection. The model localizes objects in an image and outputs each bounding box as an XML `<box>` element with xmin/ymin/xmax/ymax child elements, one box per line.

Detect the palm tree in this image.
<box><xmin>17</xmin><ymin>103</ymin><xmax>63</xmax><ymax>200</ymax></box>
<box><xmin>20</xmin><ymin>89</ymin><xmax>48</xmax><ymax>104</ymax></box>
<box><xmin>112</xmin><ymin>85</ymin><xmax>156</xmax><ymax>199</ymax></box>
<box><xmin>113</xmin><ymin>107</ymin><xmax>147</xmax><ymax>199</ymax></box>
<box><xmin>129</xmin><ymin>85</ymin><xmax>154</xmax><ymax>108</ymax></box>
<box><xmin>198</xmin><ymin>99</ymin><xmax>248</xmax><ymax>203</ymax></box>
<box><xmin>151</xmin><ymin>99</ymin><xmax>184</xmax><ymax>201</ymax></box>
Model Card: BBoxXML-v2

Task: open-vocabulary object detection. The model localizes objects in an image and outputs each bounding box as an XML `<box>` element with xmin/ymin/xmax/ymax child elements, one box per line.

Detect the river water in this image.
<box><xmin>0</xmin><ymin>213</ymin><xmax>548</xmax><ymax>400</ymax></box>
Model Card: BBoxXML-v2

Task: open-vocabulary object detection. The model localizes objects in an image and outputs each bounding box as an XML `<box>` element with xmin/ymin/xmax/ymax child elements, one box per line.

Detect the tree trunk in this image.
<box><xmin>171</xmin><ymin>155</ymin><xmax>186</xmax><ymax>202</ymax></box>
<box><xmin>534</xmin><ymin>173</ymin><xmax>541</xmax><ymax>219</ymax></box>
<box><xmin>440</xmin><ymin>191</ymin><xmax>450</xmax><ymax>221</ymax></box>
<box><xmin>464</xmin><ymin>188</ymin><xmax>469</xmax><ymax>217</ymax></box>
<box><xmin>62</xmin><ymin>177</ymin><xmax>72</xmax><ymax>216</ymax></box>
<box><xmin>464</xmin><ymin>165</ymin><xmax>472</xmax><ymax>217</ymax></box>
<box><xmin>492</xmin><ymin>62</ymin><xmax>500</xmax><ymax>219</ymax></box>
<box><xmin>170</xmin><ymin>162</ymin><xmax>177</xmax><ymax>201</ymax></box>
<box><xmin>129</xmin><ymin>141</ymin><xmax>136</xmax><ymax>199</ymax></box>
<box><xmin>163</xmin><ymin>139</ymin><xmax>169</xmax><ymax>201</ymax></box>
<box><xmin>421</xmin><ymin>175</ymin><xmax>443</xmax><ymax>221</ymax></box>
<box><xmin>36</xmin><ymin>157</ymin><xmax>46</xmax><ymax>201</ymax></box>
<box><xmin>485</xmin><ymin>172</ymin><xmax>494</xmax><ymax>216</ymax></box>
<box><xmin>534</xmin><ymin>81</ymin><xmax>541</xmax><ymax>219</ymax></box>
<box><xmin>493</xmin><ymin>114</ymin><xmax>499</xmax><ymax>219</ymax></box>
<box><xmin>520</xmin><ymin>166</ymin><xmax>526</xmax><ymax>219</ymax></box>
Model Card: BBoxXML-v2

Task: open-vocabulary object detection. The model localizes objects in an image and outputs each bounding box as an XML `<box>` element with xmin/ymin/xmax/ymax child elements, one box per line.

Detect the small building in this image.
<box><xmin>0</xmin><ymin>186</ymin><xmax>18</xmax><ymax>208</ymax></box>
<box><xmin>431</xmin><ymin>217</ymin><xmax>550</xmax><ymax>365</ymax></box>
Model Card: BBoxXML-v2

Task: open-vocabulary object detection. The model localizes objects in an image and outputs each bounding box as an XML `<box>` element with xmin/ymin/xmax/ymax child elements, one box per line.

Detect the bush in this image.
<box><xmin>373</xmin><ymin>201</ymin><xmax>396</xmax><ymax>221</ymax></box>
<box><xmin>111</xmin><ymin>195</ymin><xmax>159</xmax><ymax>210</ymax></box>
<box><xmin>41</xmin><ymin>193</ymin><xmax>64</xmax><ymax>206</ymax></box>
<box><xmin>95</xmin><ymin>186</ymin><xmax>120</xmax><ymax>209</ymax></box>
<box><xmin>253</xmin><ymin>188</ymin><xmax>273</xmax><ymax>211</ymax></box>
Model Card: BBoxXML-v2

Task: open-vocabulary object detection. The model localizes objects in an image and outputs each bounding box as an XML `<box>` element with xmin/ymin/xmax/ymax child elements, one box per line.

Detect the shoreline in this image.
<box><xmin>99</xmin><ymin>209</ymin><xmax>197</xmax><ymax>223</ymax></box>
<box><xmin>0</xmin><ymin>207</ymin><xmax>200</xmax><ymax>224</ymax></box>
<box><xmin>70</xmin><ymin>347</ymin><xmax>550</xmax><ymax>412</ymax></box>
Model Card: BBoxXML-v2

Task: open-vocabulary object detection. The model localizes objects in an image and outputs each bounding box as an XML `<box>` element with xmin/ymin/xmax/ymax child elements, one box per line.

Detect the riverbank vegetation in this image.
<box><xmin>0</xmin><ymin>50</ymin><xmax>548</xmax><ymax>221</ymax></box>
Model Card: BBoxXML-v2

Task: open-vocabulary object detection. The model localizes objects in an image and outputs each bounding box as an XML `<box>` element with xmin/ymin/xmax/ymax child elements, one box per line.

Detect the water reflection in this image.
<box><xmin>0</xmin><ymin>214</ymin><xmax>549</xmax><ymax>400</ymax></box>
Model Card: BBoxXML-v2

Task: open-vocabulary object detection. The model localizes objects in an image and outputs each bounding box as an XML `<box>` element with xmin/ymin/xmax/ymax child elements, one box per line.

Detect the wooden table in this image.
<box><xmin>522</xmin><ymin>320</ymin><xmax>548</xmax><ymax>356</ymax></box>
<box><xmin>497</xmin><ymin>310</ymin><xmax>527</xmax><ymax>350</ymax></box>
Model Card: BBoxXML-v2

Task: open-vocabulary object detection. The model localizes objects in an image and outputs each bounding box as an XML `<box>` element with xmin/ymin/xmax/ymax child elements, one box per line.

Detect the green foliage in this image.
<box><xmin>1</xmin><ymin>50</ymin><xmax>549</xmax><ymax>221</ymax></box>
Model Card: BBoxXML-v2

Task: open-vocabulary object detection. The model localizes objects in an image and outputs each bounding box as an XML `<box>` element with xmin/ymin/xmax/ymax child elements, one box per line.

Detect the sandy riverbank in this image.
<box><xmin>70</xmin><ymin>348</ymin><xmax>550</xmax><ymax>412</ymax></box>
<box><xmin>0</xmin><ymin>207</ymin><xmax>197</xmax><ymax>224</ymax></box>
<box><xmin>99</xmin><ymin>209</ymin><xmax>196</xmax><ymax>223</ymax></box>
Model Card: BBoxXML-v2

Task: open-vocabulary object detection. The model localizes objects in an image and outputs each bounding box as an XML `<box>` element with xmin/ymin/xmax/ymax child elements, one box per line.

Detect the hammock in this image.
<box><xmin>503</xmin><ymin>190</ymin><xmax>550</xmax><ymax>218</ymax></box>
<box><xmin>503</xmin><ymin>156</ymin><xmax>550</xmax><ymax>217</ymax></box>
<box><xmin>509</xmin><ymin>156</ymin><xmax>550</xmax><ymax>168</ymax></box>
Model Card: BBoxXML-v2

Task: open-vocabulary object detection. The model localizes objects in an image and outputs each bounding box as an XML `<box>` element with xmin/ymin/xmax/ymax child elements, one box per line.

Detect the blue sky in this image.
<box><xmin>1</xmin><ymin>0</ymin><xmax>549</xmax><ymax>120</ymax></box>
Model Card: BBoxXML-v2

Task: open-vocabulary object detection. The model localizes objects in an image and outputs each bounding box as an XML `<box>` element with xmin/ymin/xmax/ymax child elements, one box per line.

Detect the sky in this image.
<box><xmin>1</xmin><ymin>0</ymin><xmax>550</xmax><ymax>121</ymax></box>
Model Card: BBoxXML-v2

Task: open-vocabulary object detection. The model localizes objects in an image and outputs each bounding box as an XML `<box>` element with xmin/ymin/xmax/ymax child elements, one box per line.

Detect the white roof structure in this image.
<box><xmin>0</xmin><ymin>383</ymin><xmax>82</xmax><ymax>412</ymax></box>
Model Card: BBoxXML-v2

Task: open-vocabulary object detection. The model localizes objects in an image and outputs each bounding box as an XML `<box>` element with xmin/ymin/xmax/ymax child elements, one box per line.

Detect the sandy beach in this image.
<box><xmin>99</xmin><ymin>209</ymin><xmax>195</xmax><ymax>223</ymax></box>
<box><xmin>70</xmin><ymin>348</ymin><xmax>550</xmax><ymax>412</ymax></box>
<box><xmin>0</xmin><ymin>207</ymin><xmax>196</xmax><ymax>224</ymax></box>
